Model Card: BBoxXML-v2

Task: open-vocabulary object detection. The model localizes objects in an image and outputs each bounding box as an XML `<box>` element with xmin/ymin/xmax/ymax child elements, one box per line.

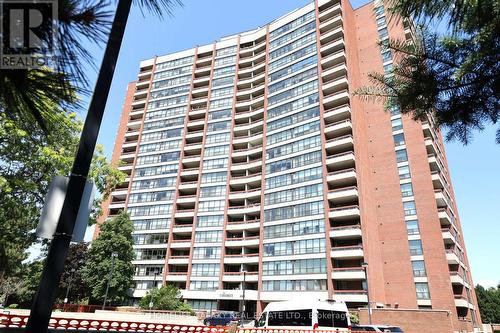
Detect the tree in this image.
<box><xmin>138</xmin><ymin>285</ymin><xmax>194</xmax><ymax>314</ymax></box>
<box><xmin>81</xmin><ymin>212</ymin><xmax>134</xmax><ymax>304</ymax></box>
<box><xmin>0</xmin><ymin>112</ymin><xmax>124</xmax><ymax>281</ymax></box>
<box><xmin>475</xmin><ymin>284</ymin><xmax>500</xmax><ymax>324</ymax></box>
<box><xmin>356</xmin><ymin>0</ymin><xmax>499</xmax><ymax>144</ymax></box>
<box><xmin>58</xmin><ymin>243</ymin><xmax>89</xmax><ymax>303</ymax></box>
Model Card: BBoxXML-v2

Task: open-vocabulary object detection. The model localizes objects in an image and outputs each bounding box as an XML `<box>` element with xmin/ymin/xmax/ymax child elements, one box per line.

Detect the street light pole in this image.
<box><xmin>362</xmin><ymin>262</ymin><xmax>372</xmax><ymax>325</ymax></box>
<box><xmin>26</xmin><ymin>1</ymin><xmax>133</xmax><ymax>332</ymax></box>
<box><xmin>102</xmin><ymin>252</ymin><xmax>118</xmax><ymax>310</ymax></box>
<box><xmin>241</xmin><ymin>269</ymin><xmax>247</xmax><ymax>322</ymax></box>
<box><xmin>63</xmin><ymin>268</ymin><xmax>76</xmax><ymax>310</ymax></box>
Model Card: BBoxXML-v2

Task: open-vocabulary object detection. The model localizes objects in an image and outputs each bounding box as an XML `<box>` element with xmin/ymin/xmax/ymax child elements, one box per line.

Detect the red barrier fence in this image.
<box><xmin>0</xmin><ymin>314</ymin><xmax>226</xmax><ymax>332</ymax></box>
<box><xmin>1</xmin><ymin>314</ymin><xmax>356</xmax><ymax>332</ymax></box>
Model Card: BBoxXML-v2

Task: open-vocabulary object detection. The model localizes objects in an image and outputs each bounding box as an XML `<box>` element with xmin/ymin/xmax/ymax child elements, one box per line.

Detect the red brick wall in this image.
<box><xmin>359</xmin><ymin>308</ymin><xmax>454</xmax><ymax>333</ymax></box>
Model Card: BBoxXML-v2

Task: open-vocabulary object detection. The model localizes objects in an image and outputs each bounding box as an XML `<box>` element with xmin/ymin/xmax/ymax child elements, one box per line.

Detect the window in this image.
<box><xmin>267</xmin><ymin>80</ymin><xmax>318</xmax><ymax>106</ymax></box>
<box><xmin>400</xmin><ymin>183</ymin><xmax>414</xmax><ymax>197</ymax></box>
<box><xmin>206</xmin><ymin>132</ymin><xmax>230</xmax><ymax>144</ymax></box>
<box><xmin>188</xmin><ymin>300</ymin><xmax>217</xmax><ymax>311</ymax></box>
<box><xmin>154</xmin><ymin>65</ymin><xmax>192</xmax><ymax>80</ymax></box>
<box><xmin>384</xmin><ymin>63</ymin><xmax>394</xmax><ymax>74</ymax></box>
<box><xmin>263</xmin><ymin>280</ymin><xmax>326</xmax><ymax>291</ymax></box>
<box><xmin>317</xmin><ymin>310</ymin><xmax>349</xmax><ymax>328</ymax></box>
<box><xmin>213</xmin><ymin>65</ymin><xmax>235</xmax><ymax>77</ymax></box>
<box><xmin>133</xmin><ymin>219</ymin><xmax>170</xmax><ymax>231</ymax></box>
<box><xmin>269</xmin><ymin>21</ymin><xmax>316</xmax><ymax>50</ymax></box>
<box><xmin>264</xmin><ymin>183</ymin><xmax>323</xmax><ymax>205</ymax></box>
<box><xmin>266</xmin><ymin>150</ymin><xmax>322</xmax><ymax>174</ymax></box>
<box><xmin>398</xmin><ymin>165</ymin><xmax>411</xmax><ymax>180</ymax></box>
<box><xmin>374</xmin><ymin>5</ymin><xmax>385</xmax><ymax>16</ymax></box>
<box><xmin>264</xmin><ymin>219</ymin><xmax>324</xmax><ymax>239</ymax></box>
<box><xmin>193</xmin><ymin>247</ymin><xmax>221</xmax><ymax>259</ymax></box>
<box><xmin>264</xmin><ymin>238</ymin><xmax>325</xmax><ymax>256</ymax></box>
<box><xmin>191</xmin><ymin>263</ymin><xmax>220</xmax><ymax>276</ymax></box>
<box><xmin>406</xmin><ymin>220</ymin><xmax>420</xmax><ymax>235</ymax></box>
<box><xmin>393</xmin><ymin>133</ymin><xmax>405</xmax><ymax>146</ymax></box>
<box><xmin>152</xmin><ymin>75</ymin><xmax>191</xmax><ymax>90</ymax></box>
<box><xmin>391</xmin><ymin>118</ymin><xmax>403</xmax><ymax>131</ymax></box>
<box><xmin>396</xmin><ymin>149</ymin><xmax>408</xmax><ymax>162</ymax></box>
<box><xmin>202</xmin><ymin>158</ymin><xmax>228</xmax><ymax>170</ymax></box>
<box><xmin>266</xmin><ymin>166</ymin><xmax>322</xmax><ymax>190</ymax></box>
<box><xmin>145</xmin><ymin>106</ymin><xmax>187</xmax><ymax>120</ymax></box>
<box><xmin>135</xmin><ymin>164</ymin><xmax>178</xmax><ymax>177</ymax></box>
<box><xmin>129</xmin><ymin>190</ymin><xmax>174</xmax><ymax>203</ymax></box>
<box><xmin>378</xmin><ymin>27</ymin><xmax>389</xmax><ymax>39</ymax></box>
<box><xmin>267</xmin><ymin>310</ymin><xmax>312</xmax><ymax>327</ymax></box>
<box><xmin>267</xmin><ymin>120</ymin><xmax>320</xmax><ymax>146</ymax></box>
<box><xmin>201</xmin><ymin>172</ymin><xmax>227</xmax><ymax>183</ymax></box>
<box><xmin>189</xmin><ymin>281</ymin><xmax>218</xmax><ymax>291</ymax></box>
<box><xmin>403</xmin><ymin>201</ymin><xmax>417</xmax><ymax>216</ymax></box>
<box><xmin>198</xmin><ymin>200</ymin><xmax>225</xmax><ymax>212</ymax></box>
<box><xmin>199</xmin><ymin>185</ymin><xmax>226</xmax><ymax>197</ymax></box>
<box><xmin>412</xmin><ymin>260</ymin><xmax>427</xmax><ymax>277</ymax></box>
<box><xmin>269</xmin><ymin>55</ymin><xmax>317</xmax><ymax>84</ymax></box>
<box><xmin>267</xmin><ymin>93</ymin><xmax>319</xmax><ymax>118</ymax></box>
<box><xmin>262</xmin><ymin>258</ymin><xmax>326</xmax><ymax>275</ymax></box>
<box><xmin>195</xmin><ymin>230</ymin><xmax>222</xmax><ymax>243</ymax></box>
<box><xmin>208</xmin><ymin>109</ymin><xmax>231</xmax><ymax>120</ymax></box>
<box><xmin>390</xmin><ymin>106</ymin><xmax>400</xmax><ymax>116</ymax></box>
<box><xmin>214</xmin><ymin>55</ymin><xmax>236</xmax><ymax>67</ymax></box>
<box><xmin>148</xmin><ymin>95</ymin><xmax>188</xmax><ymax>110</ymax></box>
<box><xmin>269</xmin><ymin>43</ymin><xmax>317</xmax><ymax>72</ymax></box>
<box><xmin>204</xmin><ymin>145</ymin><xmax>229</xmax><ymax>157</ymax></box>
<box><xmin>212</xmin><ymin>76</ymin><xmax>234</xmax><ymax>87</ymax></box>
<box><xmin>155</xmin><ymin>56</ymin><xmax>193</xmax><ymax>70</ymax></box>
<box><xmin>207</xmin><ymin>120</ymin><xmax>230</xmax><ymax>132</ymax></box>
<box><xmin>415</xmin><ymin>282</ymin><xmax>430</xmax><ymax>299</ymax></box>
<box><xmin>381</xmin><ymin>50</ymin><xmax>392</xmax><ymax>62</ymax></box>
<box><xmin>269</xmin><ymin>11</ymin><xmax>315</xmax><ymax>39</ymax></box>
<box><xmin>216</xmin><ymin>46</ymin><xmax>237</xmax><ymax>57</ymax></box>
<box><xmin>128</xmin><ymin>204</ymin><xmax>172</xmax><ymax>217</ymax></box>
<box><xmin>409</xmin><ymin>240</ymin><xmax>423</xmax><ymax>255</ymax></box>
<box><xmin>149</xmin><ymin>85</ymin><xmax>190</xmax><ymax>100</ymax></box>
<box><xmin>266</xmin><ymin>135</ymin><xmax>321</xmax><ymax>160</ymax></box>
<box><xmin>267</xmin><ymin>107</ymin><xmax>319</xmax><ymax>132</ymax></box>
<box><xmin>269</xmin><ymin>33</ymin><xmax>316</xmax><ymax>60</ymax></box>
<box><xmin>197</xmin><ymin>215</ymin><xmax>224</xmax><ymax>227</ymax></box>
<box><xmin>131</xmin><ymin>177</ymin><xmax>177</xmax><ymax>190</ymax></box>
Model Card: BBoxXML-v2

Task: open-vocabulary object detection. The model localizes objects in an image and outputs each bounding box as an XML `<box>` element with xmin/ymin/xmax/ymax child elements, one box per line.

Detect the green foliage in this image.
<box><xmin>138</xmin><ymin>285</ymin><xmax>194</xmax><ymax>314</ymax></box>
<box><xmin>81</xmin><ymin>212</ymin><xmax>134</xmax><ymax>304</ymax></box>
<box><xmin>349</xmin><ymin>312</ymin><xmax>359</xmax><ymax>325</ymax></box>
<box><xmin>57</xmin><ymin>243</ymin><xmax>89</xmax><ymax>303</ymax></box>
<box><xmin>356</xmin><ymin>0</ymin><xmax>500</xmax><ymax>144</ymax></box>
<box><xmin>0</xmin><ymin>112</ymin><xmax>124</xmax><ymax>281</ymax></box>
<box><xmin>475</xmin><ymin>284</ymin><xmax>500</xmax><ymax>324</ymax></box>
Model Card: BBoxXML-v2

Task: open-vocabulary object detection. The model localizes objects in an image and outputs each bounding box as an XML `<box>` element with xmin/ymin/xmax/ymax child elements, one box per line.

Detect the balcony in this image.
<box><xmin>325</xmin><ymin>135</ymin><xmax>354</xmax><ymax>154</ymax></box>
<box><xmin>324</xmin><ymin>119</ymin><xmax>352</xmax><ymax>137</ymax></box>
<box><xmin>321</xmin><ymin>63</ymin><xmax>347</xmax><ymax>84</ymax></box>
<box><xmin>435</xmin><ymin>189</ymin><xmax>449</xmax><ymax>208</ymax></box>
<box><xmin>319</xmin><ymin>13</ymin><xmax>343</xmax><ymax>33</ymax></box>
<box><xmin>226</xmin><ymin>219</ymin><xmax>261</xmax><ymax>231</ymax></box>
<box><xmin>325</xmin><ymin>151</ymin><xmax>355</xmax><ymax>169</ymax></box>
<box><xmin>225</xmin><ymin>236</ymin><xmax>260</xmax><ymax>247</ymax></box>
<box><xmin>327</xmin><ymin>168</ymin><xmax>357</xmax><ymax>187</ymax></box>
<box><xmin>168</xmin><ymin>256</ymin><xmax>190</xmax><ymax>265</ymax></box>
<box><xmin>165</xmin><ymin>272</ymin><xmax>188</xmax><ymax>282</ymax></box>
<box><xmin>169</xmin><ymin>239</ymin><xmax>192</xmax><ymax>249</ymax></box>
<box><xmin>227</xmin><ymin>202</ymin><xmax>261</xmax><ymax>215</ymax></box>
<box><xmin>330</xmin><ymin>245</ymin><xmax>364</xmax><ymax>259</ymax></box>
<box><xmin>327</xmin><ymin>186</ymin><xmax>358</xmax><ymax>204</ymax></box>
<box><xmin>329</xmin><ymin>225</ymin><xmax>362</xmax><ymax>239</ymax></box>
<box><xmin>323</xmin><ymin>89</ymin><xmax>349</xmax><ymax>109</ymax></box>
<box><xmin>438</xmin><ymin>208</ymin><xmax>453</xmax><ymax>226</ymax></box>
<box><xmin>324</xmin><ymin>105</ymin><xmax>350</xmax><ymax>123</ymax></box>
<box><xmin>224</xmin><ymin>253</ymin><xmax>259</xmax><ymax>264</ymax></box>
<box><xmin>450</xmin><ymin>271</ymin><xmax>468</xmax><ymax>287</ymax></box>
<box><xmin>320</xmin><ymin>37</ymin><xmax>345</xmax><ymax>57</ymax></box>
<box><xmin>222</xmin><ymin>271</ymin><xmax>259</xmax><ymax>282</ymax></box>
<box><xmin>442</xmin><ymin>227</ymin><xmax>458</xmax><ymax>245</ymax></box>
<box><xmin>228</xmin><ymin>188</ymin><xmax>262</xmax><ymax>200</ymax></box>
<box><xmin>329</xmin><ymin>205</ymin><xmax>360</xmax><ymax>220</ymax></box>
<box><xmin>230</xmin><ymin>173</ymin><xmax>262</xmax><ymax>186</ymax></box>
<box><xmin>332</xmin><ymin>267</ymin><xmax>366</xmax><ymax>280</ymax></box>
<box><xmin>445</xmin><ymin>249</ymin><xmax>462</xmax><ymax>265</ymax></box>
<box><xmin>333</xmin><ymin>290</ymin><xmax>368</xmax><ymax>303</ymax></box>
<box><xmin>431</xmin><ymin>171</ymin><xmax>446</xmax><ymax>189</ymax></box>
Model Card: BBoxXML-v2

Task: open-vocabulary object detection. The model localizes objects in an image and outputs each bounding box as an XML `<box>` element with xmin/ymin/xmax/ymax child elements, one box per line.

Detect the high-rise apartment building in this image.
<box><xmin>99</xmin><ymin>0</ymin><xmax>481</xmax><ymax>331</ymax></box>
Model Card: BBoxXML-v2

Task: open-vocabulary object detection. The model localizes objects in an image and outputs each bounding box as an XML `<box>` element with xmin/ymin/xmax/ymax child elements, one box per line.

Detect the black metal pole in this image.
<box><xmin>26</xmin><ymin>1</ymin><xmax>133</xmax><ymax>332</ymax></box>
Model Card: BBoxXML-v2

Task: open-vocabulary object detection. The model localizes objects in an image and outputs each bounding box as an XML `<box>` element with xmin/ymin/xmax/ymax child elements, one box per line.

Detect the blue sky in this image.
<box><xmin>78</xmin><ymin>0</ymin><xmax>499</xmax><ymax>287</ymax></box>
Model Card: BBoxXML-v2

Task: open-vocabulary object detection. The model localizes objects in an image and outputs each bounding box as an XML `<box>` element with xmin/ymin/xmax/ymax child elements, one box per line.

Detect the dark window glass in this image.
<box><xmin>267</xmin><ymin>310</ymin><xmax>312</xmax><ymax>327</ymax></box>
<box><xmin>317</xmin><ymin>310</ymin><xmax>349</xmax><ymax>328</ymax></box>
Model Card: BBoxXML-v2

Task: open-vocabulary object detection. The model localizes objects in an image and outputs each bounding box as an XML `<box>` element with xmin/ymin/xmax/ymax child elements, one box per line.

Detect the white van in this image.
<box><xmin>255</xmin><ymin>299</ymin><xmax>351</xmax><ymax>331</ymax></box>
